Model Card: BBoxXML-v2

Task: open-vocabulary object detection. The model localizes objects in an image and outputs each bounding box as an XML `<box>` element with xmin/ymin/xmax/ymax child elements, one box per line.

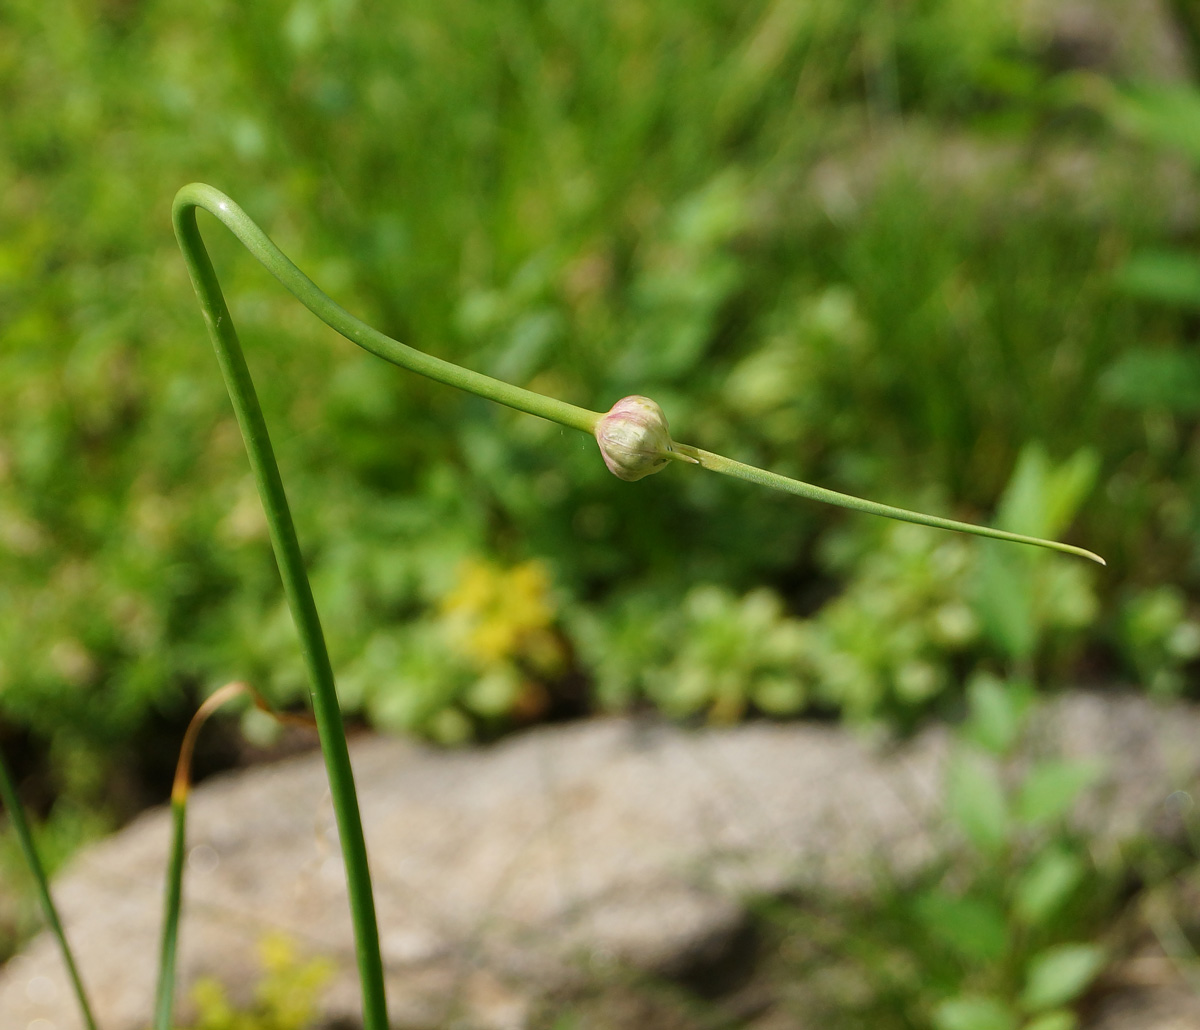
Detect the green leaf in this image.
<box><xmin>1115</xmin><ymin>250</ymin><xmax>1200</xmax><ymax>309</ymax></box>
<box><xmin>1024</xmin><ymin>1010</ymin><xmax>1078</xmax><ymax>1030</ymax></box>
<box><xmin>974</xmin><ymin>444</ymin><xmax>1099</xmax><ymax>661</ymax></box>
<box><xmin>996</xmin><ymin>445</ymin><xmax>1051</xmax><ymax>538</ymax></box>
<box><xmin>933</xmin><ymin>995</ymin><xmax>1018</xmax><ymax>1030</ymax></box>
<box><xmin>1099</xmin><ymin>349</ymin><xmax>1200</xmax><ymax>414</ymax></box>
<box><xmin>947</xmin><ymin>750</ymin><xmax>1009</xmax><ymax>855</ymax></box>
<box><xmin>915</xmin><ymin>890</ymin><xmax>1009</xmax><ymax>962</ymax></box>
<box><xmin>963</xmin><ymin>673</ymin><xmax>1033</xmax><ymax>755</ymax></box>
<box><xmin>1106</xmin><ymin>84</ymin><xmax>1200</xmax><ymax>165</ymax></box>
<box><xmin>1016</xmin><ymin>760</ymin><xmax>1101</xmax><ymax>827</ymax></box>
<box><xmin>1014</xmin><ymin>847</ymin><xmax>1085</xmax><ymax>928</ymax></box>
<box><xmin>1021</xmin><ymin>943</ymin><xmax>1106</xmax><ymax>1012</ymax></box>
<box><xmin>975</xmin><ymin>546</ymin><xmax>1037</xmax><ymax>662</ymax></box>
<box><xmin>995</xmin><ymin>444</ymin><xmax>1097</xmax><ymax>543</ymax></box>
<box><xmin>1041</xmin><ymin>450</ymin><xmax>1099</xmax><ymax>544</ymax></box>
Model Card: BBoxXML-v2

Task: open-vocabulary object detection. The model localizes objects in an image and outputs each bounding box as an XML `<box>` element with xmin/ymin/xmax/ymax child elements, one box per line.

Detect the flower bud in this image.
<box><xmin>593</xmin><ymin>395</ymin><xmax>683</xmax><ymax>481</ymax></box>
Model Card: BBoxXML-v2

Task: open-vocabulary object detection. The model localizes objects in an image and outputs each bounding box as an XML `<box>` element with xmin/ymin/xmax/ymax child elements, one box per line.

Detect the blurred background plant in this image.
<box><xmin>3</xmin><ymin>0</ymin><xmax>1200</xmax><ymax>977</ymax></box>
<box><xmin>763</xmin><ymin>677</ymin><xmax>1122</xmax><ymax>1030</ymax></box>
<box><xmin>182</xmin><ymin>932</ymin><xmax>333</xmax><ymax>1030</ymax></box>
<box><xmin>756</xmin><ymin>485</ymin><xmax>1159</xmax><ymax>1030</ymax></box>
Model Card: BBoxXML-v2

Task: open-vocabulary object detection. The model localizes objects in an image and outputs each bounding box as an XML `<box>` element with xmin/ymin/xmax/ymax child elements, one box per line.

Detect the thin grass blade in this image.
<box><xmin>0</xmin><ymin>748</ymin><xmax>99</xmax><ymax>1030</ymax></box>
<box><xmin>154</xmin><ymin>682</ymin><xmax>314</xmax><ymax>1030</ymax></box>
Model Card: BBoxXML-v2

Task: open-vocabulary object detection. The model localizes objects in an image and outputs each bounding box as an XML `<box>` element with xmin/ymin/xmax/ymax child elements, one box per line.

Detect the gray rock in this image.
<box><xmin>1019</xmin><ymin>0</ymin><xmax>1191</xmax><ymax>81</ymax></box>
<box><xmin>2</xmin><ymin>692</ymin><xmax>1199</xmax><ymax>1030</ymax></box>
<box><xmin>1090</xmin><ymin>986</ymin><xmax>1200</xmax><ymax>1030</ymax></box>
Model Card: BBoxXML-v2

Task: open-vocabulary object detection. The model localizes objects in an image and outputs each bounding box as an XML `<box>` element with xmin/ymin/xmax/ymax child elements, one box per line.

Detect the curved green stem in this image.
<box><xmin>173</xmin><ymin>183</ymin><xmax>601</xmax><ymax>434</ymax></box>
<box><xmin>172</xmin><ymin>175</ymin><xmax>1101</xmax><ymax>1030</ymax></box>
<box><xmin>174</xmin><ymin>182</ymin><xmax>1101</xmax><ymax>567</ymax></box>
<box><xmin>671</xmin><ymin>445</ymin><xmax>1106</xmax><ymax>565</ymax></box>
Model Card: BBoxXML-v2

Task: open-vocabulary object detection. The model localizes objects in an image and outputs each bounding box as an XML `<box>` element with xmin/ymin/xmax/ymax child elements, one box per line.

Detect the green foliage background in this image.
<box><xmin>1</xmin><ymin>0</ymin><xmax>1198</xmax><ymax>823</ymax></box>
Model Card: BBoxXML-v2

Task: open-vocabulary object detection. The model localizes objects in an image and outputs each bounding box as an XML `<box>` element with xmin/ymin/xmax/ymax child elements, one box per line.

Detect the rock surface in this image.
<box><xmin>1091</xmin><ymin>988</ymin><xmax>1200</xmax><ymax>1030</ymax></box>
<box><xmin>2</xmin><ymin>691</ymin><xmax>1200</xmax><ymax>1030</ymax></box>
<box><xmin>1020</xmin><ymin>0</ymin><xmax>1192</xmax><ymax>81</ymax></box>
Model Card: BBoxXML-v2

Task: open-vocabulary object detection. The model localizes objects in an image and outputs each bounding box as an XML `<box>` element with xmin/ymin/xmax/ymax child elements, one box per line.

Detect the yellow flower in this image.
<box><xmin>440</xmin><ymin>558</ymin><xmax>557</xmax><ymax>668</ymax></box>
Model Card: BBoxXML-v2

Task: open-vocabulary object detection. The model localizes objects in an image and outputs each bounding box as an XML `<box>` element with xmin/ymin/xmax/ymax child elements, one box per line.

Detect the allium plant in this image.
<box><xmin>5</xmin><ymin>184</ymin><xmax>1103</xmax><ymax>1030</ymax></box>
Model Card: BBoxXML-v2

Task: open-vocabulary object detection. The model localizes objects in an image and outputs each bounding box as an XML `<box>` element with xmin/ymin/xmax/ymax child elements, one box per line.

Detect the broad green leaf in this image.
<box><xmin>995</xmin><ymin>443</ymin><xmax>1097</xmax><ymax>543</ymax></box>
<box><xmin>975</xmin><ymin>444</ymin><xmax>1098</xmax><ymax>662</ymax></box>
<box><xmin>947</xmin><ymin>750</ymin><xmax>1009</xmax><ymax>855</ymax></box>
<box><xmin>933</xmin><ymin>995</ymin><xmax>1018</xmax><ymax>1030</ymax></box>
<box><xmin>1041</xmin><ymin>450</ymin><xmax>1098</xmax><ymax>544</ymax></box>
<box><xmin>1115</xmin><ymin>250</ymin><xmax>1200</xmax><ymax>309</ymax></box>
<box><xmin>963</xmin><ymin>673</ymin><xmax>1032</xmax><ymax>755</ymax></box>
<box><xmin>1016</xmin><ymin>760</ymin><xmax>1101</xmax><ymax>827</ymax></box>
<box><xmin>1014</xmin><ymin>847</ymin><xmax>1085</xmax><ymax>928</ymax></box>
<box><xmin>1099</xmin><ymin>349</ymin><xmax>1200</xmax><ymax>414</ymax></box>
<box><xmin>914</xmin><ymin>889</ymin><xmax>1009</xmax><ymax>962</ymax></box>
<box><xmin>1106</xmin><ymin>84</ymin><xmax>1200</xmax><ymax>165</ymax></box>
<box><xmin>975</xmin><ymin>546</ymin><xmax>1037</xmax><ymax>662</ymax></box>
<box><xmin>996</xmin><ymin>445</ymin><xmax>1050</xmax><ymax>538</ymax></box>
<box><xmin>1024</xmin><ymin>1010</ymin><xmax>1078</xmax><ymax>1030</ymax></box>
<box><xmin>1021</xmin><ymin>943</ymin><xmax>1106</xmax><ymax>1012</ymax></box>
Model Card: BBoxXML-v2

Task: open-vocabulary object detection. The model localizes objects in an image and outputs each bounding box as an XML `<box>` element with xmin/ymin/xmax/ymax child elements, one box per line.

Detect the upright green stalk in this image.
<box><xmin>173</xmin><ymin>190</ymin><xmax>389</xmax><ymax>1030</ymax></box>
<box><xmin>0</xmin><ymin>749</ymin><xmax>98</xmax><ymax>1030</ymax></box>
<box><xmin>154</xmin><ymin>797</ymin><xmax>186</xmax><ymax>1030</ymax></box>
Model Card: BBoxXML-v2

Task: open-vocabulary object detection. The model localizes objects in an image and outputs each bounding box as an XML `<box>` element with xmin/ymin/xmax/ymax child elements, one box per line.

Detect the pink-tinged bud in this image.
<box><xmin>594</xmin><ymin>395</ymin><xmax>682</xmax><ymax>481</ymax></box>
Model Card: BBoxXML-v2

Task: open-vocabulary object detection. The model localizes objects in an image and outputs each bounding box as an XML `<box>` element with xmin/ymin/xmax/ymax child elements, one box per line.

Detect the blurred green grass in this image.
<box><xmin>1</xmin><ymin>0</ymin><xmax>1198</xmax><ymax>850</ymax></box>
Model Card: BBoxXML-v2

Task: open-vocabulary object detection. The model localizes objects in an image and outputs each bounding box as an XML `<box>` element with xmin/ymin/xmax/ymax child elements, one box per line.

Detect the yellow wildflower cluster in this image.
<box><xmin>187</xmin><ymin>931</ymin><xmax>333</xmax><ymax>1030</ymax></box>
<box><xmin>440</xmin><ymin>558</ymin><xmax>562</xmax><ymax>673</ymax></box>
